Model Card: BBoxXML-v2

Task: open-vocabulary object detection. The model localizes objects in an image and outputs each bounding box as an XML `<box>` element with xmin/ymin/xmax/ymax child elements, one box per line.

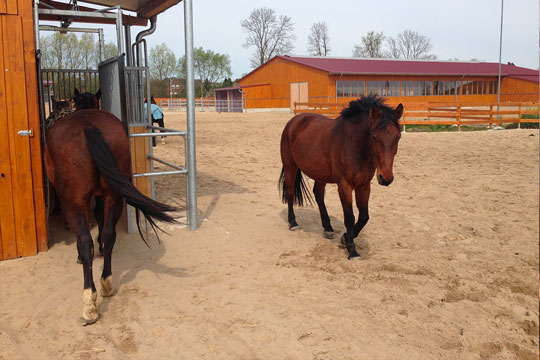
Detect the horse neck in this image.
<box><xmin>336</xmin><ymin>115</ymin><xmax>372</xmax><ymax>160</ymax></box>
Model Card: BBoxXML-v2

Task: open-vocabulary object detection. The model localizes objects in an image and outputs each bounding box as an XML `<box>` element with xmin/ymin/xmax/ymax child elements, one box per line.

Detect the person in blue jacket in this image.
<box><xmin>144</xmin><ymin>97</ymin><xmax>165</xmax><ymax>146</ymax></box>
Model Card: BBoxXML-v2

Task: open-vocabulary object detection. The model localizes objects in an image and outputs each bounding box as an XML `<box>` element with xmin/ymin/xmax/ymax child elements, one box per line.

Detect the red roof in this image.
<box><xmin>246</xmin><ymin>56</ymin><xmax>538</xmax><ymax>83</ymax></box>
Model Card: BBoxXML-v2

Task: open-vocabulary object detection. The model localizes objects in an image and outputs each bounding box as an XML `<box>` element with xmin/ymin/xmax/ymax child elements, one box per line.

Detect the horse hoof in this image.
<box><xmin>82</xmin><ymin>289</ymin><xmax>99</xmax><ymax>325</ymax></box>
<box><xmin>77</xmin><ymin>256</ymin><xmax>82</xmax><ymax>264</ymax></box>
<box><xmin>100</xmin><ymin>275</ymin><xmax>115</xmax><ymax>297</ymax></box>
<box><xmin>324</xmin><ymin>231</ymin><xmax>335</xmax><ymax>239</ymax></box>
<box><xmin>348</xmin><ymin>252</ymin><xmax>362</xmax><ymax>260</ymax></box>
<box><xmin>289</xmin><ymin>225</ymin><xmax>301</xmax><ymax>231</ymax></box>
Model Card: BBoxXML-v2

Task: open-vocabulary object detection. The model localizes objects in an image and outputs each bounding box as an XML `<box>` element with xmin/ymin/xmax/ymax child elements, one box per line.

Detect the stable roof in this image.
<box><xmin>39</xmin><ymin>0</ymin><xmax>181</xmax><ymax>26</ymax></box>
<box><xmin>244</xmin><ymin>56</ymin><xmax>538</xmax><ymax>83</ymax></box>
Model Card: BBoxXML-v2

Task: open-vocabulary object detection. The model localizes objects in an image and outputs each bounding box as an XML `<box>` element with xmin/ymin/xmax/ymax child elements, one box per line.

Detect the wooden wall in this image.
<box><xmin>0</xmin><ymin>0</ymin><xmax>47</xmax><ymax>260</ymax></box>
<box><xmin>239</xmin><ymin>58</ymin><xmax>538</xmax><ymax>108</ymax></box>
<box><xmin>239</xmin><ymin>57</ymin><xmax>330</xmax><ymax>108</ymax></box>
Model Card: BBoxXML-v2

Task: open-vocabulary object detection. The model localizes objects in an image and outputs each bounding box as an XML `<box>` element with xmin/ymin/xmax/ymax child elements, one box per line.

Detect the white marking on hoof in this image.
<box><xmin>289</xmin><ymin>225</ymin><xmax>301</xmax><ymax>231</ymax></box>
<box><xmin>82</xmin><ymin>289</ymin><xmax>99</xmax><ymax>325</ymax></box>
<box><xmin>324</xmin><ymin>231</ymin><xmax>335</xmax><ymax>239</ymax></box>
<box><xmin>100</xmin><ymin>275</ymin><xmax>114</xmax><ymax>297</ymax></box>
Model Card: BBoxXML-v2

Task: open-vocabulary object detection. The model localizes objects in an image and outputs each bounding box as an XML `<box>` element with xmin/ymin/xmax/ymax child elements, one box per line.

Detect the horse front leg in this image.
<box><xmin>313</xmin><ymin>181</ymin><xmax>334</xmax><ymax>238</ymax></box>
<box><xmin>353</xmin><ymin>183</ymin><xmax>370</xmax><ymax>239</ymax></box>
<box><xmin>337</xmin><ymin>181</ymin><xmax>360</xmax><ymax>259</ymax></box>
<box><xmin>66</xmin><ymin>209</ymin><xmax>98</xmax><ymax>324</ymax></box>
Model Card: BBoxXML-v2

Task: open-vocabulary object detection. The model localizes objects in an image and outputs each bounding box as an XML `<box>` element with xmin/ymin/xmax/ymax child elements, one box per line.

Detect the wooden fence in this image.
<box><xmin>293</xmin><ymin>101</ymin><xmax>539</xmax><ymax>130</ymax></box>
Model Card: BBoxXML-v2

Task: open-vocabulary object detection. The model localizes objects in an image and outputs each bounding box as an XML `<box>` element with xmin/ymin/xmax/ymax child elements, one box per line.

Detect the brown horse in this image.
<box><xmin>44</xmin><ymin>90</ymin><xmax>177</xmax><ymax>324</ymax></box>
<box><xmin>279</xmin><ymin>95</ymin><xmax>403</xmax><ymax>259</ymax></box>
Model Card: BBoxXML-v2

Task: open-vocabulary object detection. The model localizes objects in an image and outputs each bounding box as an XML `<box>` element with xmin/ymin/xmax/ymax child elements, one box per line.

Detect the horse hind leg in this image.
<box><xmin>100</xmin><ymin>193</ymin><xmax>124</xmax><ymax>297</ymax></box>
<box><xmin>313</xmin><ymin>181</ymin><xmax>334</xmax><ymax>239</ymax></box>
<box><xmin>280</xmin><ymin>167</ymin><xmax>300</xmax><ymax>230</ymax></box>
<box><xmin>94</xmin><ymin>196</ymin><xmax>105</xmax><ymax>256</ymax></box>
<box><xmin>65</xmin><ymin>207</ymin><xmax>99</xmax><ymax>324</ymax></box>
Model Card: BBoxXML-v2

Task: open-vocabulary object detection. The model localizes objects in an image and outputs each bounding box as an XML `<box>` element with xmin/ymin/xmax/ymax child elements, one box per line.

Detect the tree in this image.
<box><xmin>307</xmin><ymin>22</ymin><xmax>330</xmax><ymax>56</ymax></box>
<box><xmin>103</xmin><ymin>43</ymin><xmax>118</xmax><ymax>60</ymax></box>
<box><xmin>386</xmin><ymin>29</ymin><xmax>436</xmax><ymax>60</ymax></box>
<box><xmin>79</xmin><ymin>33</ymin><xmax>98</xmax><ymax>69</ymax></box>
<box><xmin>149</xmin><ymin>43</ymin><xmax>178</xmax><ymax>97</ymax></box>
<box><xmin>179</xmin><ymin>47</ymin><xmax>232</xmax><ymax>97</ymax></box>
<box><xmin>240</xmin><ymin>7</ymin><xmax>295</xmax><ymax>68</ymax></box>
<box><xmin>353</xmin><ymin>31</ymin><xmax>385</xmax><ymax>58</ymax></box>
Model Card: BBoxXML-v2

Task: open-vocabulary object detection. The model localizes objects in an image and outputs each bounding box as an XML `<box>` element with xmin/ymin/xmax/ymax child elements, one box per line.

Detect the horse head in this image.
<box><xmin>51</xmin><ymin>96</ymin><xmax>72</xmax><ymax>112</ymax></box>
<box><xmin>73</xmin><ymin>88</ymin><xmax>101</xmax><ymax>110</ymax></box>
<box><xmin>368</xmin><ymin>101</ymin><xmax>403</xmax><ymax>186</ymax></box>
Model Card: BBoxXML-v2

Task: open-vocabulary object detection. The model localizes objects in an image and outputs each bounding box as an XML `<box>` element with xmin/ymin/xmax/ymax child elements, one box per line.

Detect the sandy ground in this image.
<box><xmin>1</xmin><ymin>111</ymin><xmax>539</xmax><ymax>360</ymax></box>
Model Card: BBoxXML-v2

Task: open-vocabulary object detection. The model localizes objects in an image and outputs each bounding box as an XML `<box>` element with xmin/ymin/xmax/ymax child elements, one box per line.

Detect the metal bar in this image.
<box><xmin>133</xmin><ymin>170</ymin><xmax>188</xmax><ymax>178</ymax></box>
<box><xmin>38</xmin><ymin>9</ymin><xmax>118</xmax><ymax>19</ymax></box>
<box><xmin>98</xmin><ymin>29</ymin><xmax>105</xmax><ymax>62</ymax></box>
<box><xmin>147</xmin><ymin>155</ymin><xmax>185</xmax><ymax>171</ymax></box>
<box><xmin>147</xmin><ymin>125</ymin><xmax>187</xmax><ymax>134</ymax></box>
<box><xmin>39</xmin><ymin>25</ymin><xmax>102</xmax><ymax>34</ymax></box>
<box><xmin>116</xmin><ymin>7</ymin><xmax>124</xmax><ymax>55</ymax></box>
<box><xmin>184</xmin><ymin>0</ymin><xmax>198</xmax><ymax>230</ymax></box>
<box><xmin>496</xmin><ymin>0</ymin><xmax>504</xmax><ymax>120</ymax></box>
<box><xmin>130</xmin><ymin>131</ymin><xmax>186</xmax><ymax>137</ymax></box>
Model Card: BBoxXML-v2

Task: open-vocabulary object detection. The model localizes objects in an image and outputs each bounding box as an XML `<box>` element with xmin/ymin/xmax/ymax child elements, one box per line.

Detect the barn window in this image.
<box><xmin>392</xmin><ymin>81</ymin><xmax>399</xmax><ymax>96</ymax></box>
<box><xmin>421</xmin><ymin>81</ymin><xmax>432</xmax><ymax>95</ymax></box>
<box><xmin>358</xmin><ymin>81</ymin><xmax>365</xmax><ymax>96</ymax></box>
<box><xmin>336</xmin><ymin>81</ymin><xmax>344</xmax><ymax>97</ymax></box>
<box><xmin>343</xmin><ymin>81</ymin><xmax>352</xmax><ymax>96</ymax></box>
<box><xmin>367</xmin><ymin>81</ymin><xmax>381</xmax><ymax>95</ymax></box>
<box><xmin>351</xmin><ymin>81</ymin><xmax>358</xmax><ymax>96</ymax></box>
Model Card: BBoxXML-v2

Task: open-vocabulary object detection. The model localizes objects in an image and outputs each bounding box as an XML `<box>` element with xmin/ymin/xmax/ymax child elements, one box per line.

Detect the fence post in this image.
<box><xmin>457</xmin><ymin>104</ymin><xmax>461</xmax><ymax>131</ymax></box>
<box><xmin>517</xmin><ymin>103</ymin><xmax>522</xmax><ymax>129</ymax></box>
<box><xmin>489</xmin><ymin>105</ymin><xmax>493</xmax><ymax>130</ymax></box>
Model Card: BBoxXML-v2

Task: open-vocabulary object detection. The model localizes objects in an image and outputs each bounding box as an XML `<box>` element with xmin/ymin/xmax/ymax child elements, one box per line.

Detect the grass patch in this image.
<box><xmin>402</xmin><ymin>124</ymin><xmax>487</xmax><ymax>132</ymax></box>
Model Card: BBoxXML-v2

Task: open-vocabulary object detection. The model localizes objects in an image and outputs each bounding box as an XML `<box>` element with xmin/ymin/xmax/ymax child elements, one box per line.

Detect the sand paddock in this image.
<box><xmin>0</xmin><ymin>111</ymin><xmax>538</xmax><ymax>359</ymax></box>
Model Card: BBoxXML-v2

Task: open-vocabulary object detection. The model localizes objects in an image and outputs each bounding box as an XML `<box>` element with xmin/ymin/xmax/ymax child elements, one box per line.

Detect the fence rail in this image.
<box><xmin>293</xmin><ymin>101</ymin><xmax>539</xmax><ymax>130</ymax></box>
<box><xmin>158</xmin><ymin>98</ymin><xmax>243</xmax><ymax>112</ymax></box>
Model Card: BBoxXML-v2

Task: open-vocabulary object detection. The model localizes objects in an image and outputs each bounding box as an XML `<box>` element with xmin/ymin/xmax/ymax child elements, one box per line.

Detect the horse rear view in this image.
<box><xmin>279</xmin><ymin>95</ymin><xmax>403</xmax><ymax>259</ymax></box>
<box><xmin>44</xmin><ymin>90</ymin><xmax>177</xmax><ymax>324</ymax></box>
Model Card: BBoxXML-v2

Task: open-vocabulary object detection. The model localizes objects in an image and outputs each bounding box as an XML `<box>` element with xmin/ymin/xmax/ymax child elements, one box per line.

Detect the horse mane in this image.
<box><xmin>340</xmin><ymin>95</ymin><xmax>399</xmax><ymax>129</ymax></box>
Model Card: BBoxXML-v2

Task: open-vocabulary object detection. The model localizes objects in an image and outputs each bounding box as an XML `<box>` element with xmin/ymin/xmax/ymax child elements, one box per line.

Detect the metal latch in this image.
<box><xmin>18</xmin><ymin>130</ymin><xmax>33</xmax><ymax>137</ymax></box>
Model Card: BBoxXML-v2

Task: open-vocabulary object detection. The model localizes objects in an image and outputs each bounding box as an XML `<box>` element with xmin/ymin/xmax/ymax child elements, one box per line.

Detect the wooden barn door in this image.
<box><xmin>290</xmin><ymin>82</ymin><xmax>308</xmax><ymax>111</ymax></box>
<box><xmin>0</xmin><ymin>0</ymin><xmax>48</xmax><ymax>260</ymax></box>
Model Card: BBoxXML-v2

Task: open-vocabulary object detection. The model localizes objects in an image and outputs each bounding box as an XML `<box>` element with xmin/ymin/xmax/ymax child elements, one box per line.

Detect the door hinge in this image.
<box><xmin>17</xmin><ymin>130</ymin><xmax>34</xmax><ymax>137</ymax></box>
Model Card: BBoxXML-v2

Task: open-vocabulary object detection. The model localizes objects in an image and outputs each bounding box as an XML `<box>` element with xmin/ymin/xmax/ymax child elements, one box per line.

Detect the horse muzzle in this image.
<box><xmin>377</xmin><ymin>174</ymin><xmax>394</xmax><ymax>186</ymax></box>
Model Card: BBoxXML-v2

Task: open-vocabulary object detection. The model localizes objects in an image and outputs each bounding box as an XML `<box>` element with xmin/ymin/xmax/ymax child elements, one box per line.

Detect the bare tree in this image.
<box><xmin>241</xmin><ymin>7</ymin><xmax>295</xmax><ymax>68</ymax></box>
<box><xmin>352</xmin><ymin>31</ymin><xmax>385</xmax><ymax>58</ymax></box>
<box><xmin>179</xmin><ymin>47</ymin><xmax>232</xmax><ymax>97</ymax></box>
<box><xmin>386</xmin><ymin>29</ymin><xmax>436</xmax><ymax>60</ymax></box>
<box><xmin>307</xmin><ymin>22</ymin><xmax>330</xmax><ymax>56</ymax></box>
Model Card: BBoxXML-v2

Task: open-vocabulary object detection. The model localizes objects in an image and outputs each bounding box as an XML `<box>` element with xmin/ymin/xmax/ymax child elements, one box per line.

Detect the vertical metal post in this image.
<box><xmin>496</xmin><ymin>0</ymin><xmax>504</xmax><ymax>120</ymax></box>
<box><xmin>184</xmin><ymin>0</ymin><xmax>198</xmax><ymax>230</ymax></box>
<box><xmin>98</xmin><ymin>29</ymin><xmax>105</xmax><ymax>62</ymax></box>
<box><xmin>115</xmin><ymin>6</ymin><xmax>124</xmax><ymax>55</ymax></box>
<box><xmin>124</xmin><ymin>25</ymin><xmax>132</xmax><ymax>66</ymax></box>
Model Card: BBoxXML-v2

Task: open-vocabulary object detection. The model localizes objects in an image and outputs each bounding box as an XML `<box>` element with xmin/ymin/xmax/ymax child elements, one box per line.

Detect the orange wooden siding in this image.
<box><xmin>0</xmin><ymin>0</ymin><xmax>47</xmax><ymax>260</ymax></box>
<box><xmin>129</xmin><ymin>126</ymin><xmax>151</xmax><ymax>197</ymax></box>
<box><xmin>239</xmin><ymin>58</ymin><xmax>538</xmax><ymax>109</ymax></box>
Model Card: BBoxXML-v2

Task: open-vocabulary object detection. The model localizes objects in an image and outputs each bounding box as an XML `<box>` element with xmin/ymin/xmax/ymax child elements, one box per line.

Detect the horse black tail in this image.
<box><xmin>279</xmin><ymin>167</ymin><xmax>313</xmax><ymax>206</ymax></box>
<box><xmin>84</xmin><ymin>127</ymin><xmax>177</xmax><ymax>245</ymax></box>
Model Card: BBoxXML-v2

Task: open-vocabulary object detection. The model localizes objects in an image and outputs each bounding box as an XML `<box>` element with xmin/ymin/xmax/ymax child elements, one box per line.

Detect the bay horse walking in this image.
<box><xmin>44</xmin><ymin>90</ymin><xmax>177</xmax><ymax>324</ymax></box>
<box><xmin>279</xmin><ymin>95</ymin><xmax>403</xmax><ymax>259</ymax></box>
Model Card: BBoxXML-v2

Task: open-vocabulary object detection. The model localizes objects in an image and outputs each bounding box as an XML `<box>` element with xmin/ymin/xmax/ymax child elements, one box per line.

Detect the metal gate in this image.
<box><xmin>35</xmin><ymin>4</ymin><xmax>198</xmax><ymax>234</ymax></box>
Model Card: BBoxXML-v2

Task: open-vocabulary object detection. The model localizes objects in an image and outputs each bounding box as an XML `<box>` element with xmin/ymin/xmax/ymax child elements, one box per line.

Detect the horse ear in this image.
<box><xmin>74</xmin><ymin>88</ymin><xmax>80</xmax><ymax>96</ymax></box>
<box><xmin>95</xmin><ymin>89</ymin><xmax>101</xmax><ymax>101</ymax></box>
<box><xmin>369</xmin><ymin>102</ymin><xmax>381</xmax><ymax>124</ymax></box>
<box><xmin>395</xmin><ymin>103</ymin><xmax>404</xmax><ymax>119</ymax></box>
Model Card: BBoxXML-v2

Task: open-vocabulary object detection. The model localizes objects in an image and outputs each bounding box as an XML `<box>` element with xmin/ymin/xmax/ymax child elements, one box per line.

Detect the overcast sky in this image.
<box><xmin>80</xmin><ymin>0</ymin><xmax>539</xmax><ymax>79</ymax></box>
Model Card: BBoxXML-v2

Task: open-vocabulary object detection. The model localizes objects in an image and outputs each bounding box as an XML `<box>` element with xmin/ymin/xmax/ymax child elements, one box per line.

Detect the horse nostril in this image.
<box><xmin>378</xmin><ymin>174</ymin><xmax>394</xmax><ymax>186</ymax></box>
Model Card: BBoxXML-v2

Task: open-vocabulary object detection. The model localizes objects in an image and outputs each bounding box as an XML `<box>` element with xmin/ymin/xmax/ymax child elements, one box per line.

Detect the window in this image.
<box><xmin>343</xmin><ymin>81</ymin><xmax>351</xmax><ymax>97</ymax></box>
<box><xmin>421</xmin><ymin>81</ymin><xmax>432</xmax><ymax>96</ymax></box>
<box><xmin>351</xmin><ymin>81</ymin><xmax>358</xmax><ymax>97</ymax></box>
<box><xmin>336</xmin><ymin>81</ymin><xmax>344</xmax><ymax>97</ymax></box>
<box><xmin>358</xmin><ymin>81</ymin><xmax>365</xmax><ymax>96</ymax></box>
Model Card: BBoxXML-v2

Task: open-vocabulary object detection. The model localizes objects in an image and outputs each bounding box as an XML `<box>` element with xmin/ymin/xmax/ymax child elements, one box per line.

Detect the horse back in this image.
<box><xmin>281</xmin><ymin>113</ymin><xmax>337</xmax><ymax>182</ymax></box>
<box><xmin>45</xmin><ymin>110</ymin><xmax>130</xmax><ymax>195</ymax></box>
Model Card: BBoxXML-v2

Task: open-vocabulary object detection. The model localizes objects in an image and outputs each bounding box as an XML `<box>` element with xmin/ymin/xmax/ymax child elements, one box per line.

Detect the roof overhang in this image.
<box><xmin>38</xmin><ymin>0</ymin><xmax>182</xmax><ymax>26</ymax></box>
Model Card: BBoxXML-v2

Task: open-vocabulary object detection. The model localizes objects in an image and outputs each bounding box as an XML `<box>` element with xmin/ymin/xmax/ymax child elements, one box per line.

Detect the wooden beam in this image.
<box><xmin>138</xmin><ymin>0</ymin><xmax>181</xmax><ymax>19</ymax></box>
<box><xmin>38</xmin><ymin>0</ymin><xmax>148</xmax><ymax>26</ymax></box>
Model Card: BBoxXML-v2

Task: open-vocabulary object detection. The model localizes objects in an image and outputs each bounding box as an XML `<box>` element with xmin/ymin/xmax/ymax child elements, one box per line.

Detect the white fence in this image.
<box><xmin>158</xmin><ymin>98</ymin><xmax>243</xmax><ymax>112</ymax></box>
